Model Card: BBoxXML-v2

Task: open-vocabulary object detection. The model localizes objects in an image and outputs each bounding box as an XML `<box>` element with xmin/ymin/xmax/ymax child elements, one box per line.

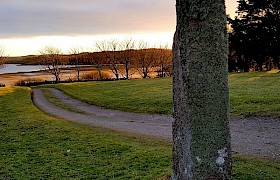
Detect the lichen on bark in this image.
<box><xmin>172</xmin><ymin>0</ymin><xmax>232</xmax><ymax>179</ymax></box>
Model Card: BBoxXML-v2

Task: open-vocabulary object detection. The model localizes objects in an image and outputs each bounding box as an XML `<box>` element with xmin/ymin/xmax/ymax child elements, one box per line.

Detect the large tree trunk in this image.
<box><xmin>172</xmin><ymin>0</ymin><xmax>232</xmax><ymax>179</ymax></box>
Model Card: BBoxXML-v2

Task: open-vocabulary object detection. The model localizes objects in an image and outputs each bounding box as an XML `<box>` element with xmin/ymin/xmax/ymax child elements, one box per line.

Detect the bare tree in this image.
<box><xmin>39</xmin><ymin>46</ymin><xmax>64</xmax><ymax>83</ymax></box>
<box><xmin>172</xmin><ymin>0</ymin><xmax>232</xmax><ymax>179</ymax></box>
<box><xmin>134</xmin><ymin>41</ymin><xmax>155</xmax><ymax>78</ymax></box>
<box><xmin>0</xmin><ymin>46</ymin><xmax>6</xmax><ymax>69</ymax></box>
<box><xmin>155</xmin><ymin>44</ymin><xmax>172</xmax><ymax>77</ymax></box>
<box><xmin>119</xmin><ymin>38</ymin><xmax>135</xmax><ymax>79</ymax></box>
<box><xmin>87</xmin><ymin>52</ymin><xmax>106</xmax><ymax>80</ymax></box>
<box><xmin>96</xmin><ymin>39</ymin><xmax>121</xmax><ymax>80</ymax></box>
<box><xmin>69</xmin><ymin>47</ymin><xmax>83</xmax><ymax>81</ymax></box>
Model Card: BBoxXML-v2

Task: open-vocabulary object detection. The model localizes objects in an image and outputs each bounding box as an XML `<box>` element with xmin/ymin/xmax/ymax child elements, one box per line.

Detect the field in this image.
<box><xmin>0</xmin><ymin>71</ymin><xmax>280</xmax><ymax>179</ymax></box>
<box><xmin>229</xmin><ymin>71</ymin><xmax>280</xmax><ymax>117</ymax></box>
<box><xmin>49</xmin><ymin>71</ymin><xmax>280</xmax><ymax>117</ymax></box>
<box><xmin>1</xmin><ymin>72</ymin><xmax>280</xmax><ymax>179</ymax></box>
<box><xmin>0</xmin><ymin>87</ymin><xmax>171</xmax><ymax>179</ymax></box>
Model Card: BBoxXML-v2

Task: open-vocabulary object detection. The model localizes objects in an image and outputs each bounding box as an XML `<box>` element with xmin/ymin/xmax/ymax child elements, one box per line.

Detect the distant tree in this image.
<box><xmin>96</xmin><ymin>40</ymin><xmax>121</xmax><ymax>80</ymax></box>
<box><xmin>0</xmin><ymin>46</ymin><xmax>6</xmax><ymax>69</ymax></box>
<box><xmin>39</xmin><ymin>46</ymin><xmax>65</xmax><ymax>83</ymax></box>
<box><xmin>69</xmin><ymin>47</ymin><xmax>83</xmax><ymax>81</ymax></box>
<box><xmin>155</xmin><ymin>44</ymin><xmax>172</xmax><ymax>77</ymax></box>
<box><xmin>228</xmin><ymin>32</ymin><xmax>252</xmax><ymax>72</ymax></box>
<box><xmin>229</xmin><ymin>0</ymin><xmax>280</xmax><ymax>71</ymax></box>
<box><xmin>134</xmin><ymin>41</ymin><xmax>154</xmax><ymax>78</ymax></box>
<box><xmin>172</xmin><ymin>0</ymin><xmax>232</xmax><ymax>179</ymax></box>
<box><xmin>119</xmin><ymin>38</ymin><xmax>135</xmax><ymax>79</ymax></box>
<box><xmin>87</xmin><ymin>52</ymin><xmax>106</xmax><ymax>80</ymax></box>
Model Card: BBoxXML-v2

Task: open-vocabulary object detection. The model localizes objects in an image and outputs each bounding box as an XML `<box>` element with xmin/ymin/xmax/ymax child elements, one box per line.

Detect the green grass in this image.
<box><xmin>48</xmin><ymin>78</ymin><xmax>173</xmax><ymax>114</ymax></box>
<box><xmin>1</xmin><ymin>87</ymin><xmax>280</xmax><ymax>179</ymax></box>
<box><xmin>229</xmin><ymin>72</ymin><xmax>280</xmax><ymax>117</ymax></box>
<box><xmin>0</xmin><ymin>87</ymin><xmax>171</xmax><ymax>179</ymax></box>
<box><xmin>49</xmin><ymin>72</ymin><xmax>280</xmax><ymax>117</ymax></box>
<box><xmin>232</xmin><ymin>156</ymin><xmax>280</xmax><ymax>179</ymax></box>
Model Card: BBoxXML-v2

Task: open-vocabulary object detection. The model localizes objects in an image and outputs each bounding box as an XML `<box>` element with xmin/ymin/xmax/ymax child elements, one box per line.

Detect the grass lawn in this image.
<box><xmin>229</xmin><ymin>71</ymin><xmax>280</xmax><ymax>117</ymax></box>
<box><xmin>50</xmin><ymin>78</ymin><xmax>173</xmax><ymax>114</ymax></box>
<box><xmin>50</xmin><ymin>71</ymin><xmax>280</xmax><ymax>117</ymax></box>
<box><xmin>0</xmin><ymin>87</ymin><xmax>171</xmax><ymax>179</ymax></box>
<box><xmin>1</xmin><ymin>86</ymin><xmax>280</xmax><ymax>179</ymax></box>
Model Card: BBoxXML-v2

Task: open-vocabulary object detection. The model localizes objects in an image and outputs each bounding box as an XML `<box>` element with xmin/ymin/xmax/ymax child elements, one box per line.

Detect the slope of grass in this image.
<box><xmin>1</xmin><ymin>87</ymin><xmax>280</xmax><ymax>179</ymax></box>
<box><xmin>229</xmin><ymin>71</ymin><xmax>280</xmax><ymax>117</ymax></box>
<box><xmin>50</xmin><ymin>72</ymin><xmax>280</xmax><ymax>117</ymax></box>
<box><xmin>49</xmin><ymin>78</ymin><xmax>173</xmax><ymax>114</ymax></box>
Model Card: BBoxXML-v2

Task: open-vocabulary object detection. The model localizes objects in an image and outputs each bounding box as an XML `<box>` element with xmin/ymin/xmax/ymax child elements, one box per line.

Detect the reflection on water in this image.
<box><xmin>0</xmin><ymin>64</ymin><xmax>44</xmax><ymax>74</ymax></box>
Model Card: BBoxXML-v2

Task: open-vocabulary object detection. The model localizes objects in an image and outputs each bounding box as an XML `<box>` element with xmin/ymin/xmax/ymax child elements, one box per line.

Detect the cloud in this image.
<box><xmin>0</xmin><ymin>0</ymin><xmax>175</xmax><ymax>38</ymax></box>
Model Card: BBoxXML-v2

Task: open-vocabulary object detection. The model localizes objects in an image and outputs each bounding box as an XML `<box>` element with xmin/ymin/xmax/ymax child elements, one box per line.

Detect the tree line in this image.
<box><xmin>228</xmin><ymin>0</ymin><xmax>279</xmax><ymax>72</ymax></box>
<box><xmin>38</xmin><ymin>40</ymin><xmax>172</xmax><ymax>82</ymax></box>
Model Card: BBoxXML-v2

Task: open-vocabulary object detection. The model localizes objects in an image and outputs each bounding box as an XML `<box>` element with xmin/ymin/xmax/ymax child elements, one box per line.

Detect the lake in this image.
<box><xmin>0</xmin><ymin>64</ymin><xmax>45</xmax><ymax>74</ymax></box>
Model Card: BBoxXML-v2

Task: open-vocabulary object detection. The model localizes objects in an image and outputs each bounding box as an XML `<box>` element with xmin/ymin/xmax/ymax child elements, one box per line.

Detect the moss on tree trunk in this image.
<box><xmin>172</xmin><ymin>0</ymin><xmax>232</xmax><ymax>179</ymax></box>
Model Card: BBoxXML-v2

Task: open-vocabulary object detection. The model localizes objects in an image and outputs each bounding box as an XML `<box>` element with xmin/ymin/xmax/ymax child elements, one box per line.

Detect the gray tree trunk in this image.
<box><xmin>172</xmin><ymin>0</ymin><xmax>232</xmax><ymax>179</ymax></box>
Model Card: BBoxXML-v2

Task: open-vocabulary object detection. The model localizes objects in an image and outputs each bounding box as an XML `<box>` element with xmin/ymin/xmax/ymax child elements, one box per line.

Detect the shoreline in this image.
<box><xmin>0</xmin><ymin>68</ymin><xmax>153</xmax><ymax>86</ymax></box>
<box><xmin>0</xmin><ymin>71</ymin><xmax>55</xmax><ymax>86</ymax></box>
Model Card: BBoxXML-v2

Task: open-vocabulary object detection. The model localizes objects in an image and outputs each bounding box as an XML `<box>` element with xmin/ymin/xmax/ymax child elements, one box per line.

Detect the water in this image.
<box><xmin>0</xmin><ymin>64</ymin><xmax>45</xmax><ymax>74</ymax></box>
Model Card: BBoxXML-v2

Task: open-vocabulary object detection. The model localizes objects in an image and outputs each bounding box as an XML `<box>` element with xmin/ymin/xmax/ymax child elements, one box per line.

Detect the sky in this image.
<box><xmin>0</xmin><ymin>0</ymin><xmax>238</xmax><ymax>56</ymax></box>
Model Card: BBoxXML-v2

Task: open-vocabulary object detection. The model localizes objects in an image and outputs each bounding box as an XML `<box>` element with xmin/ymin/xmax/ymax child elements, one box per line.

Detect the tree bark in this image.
<box><xmin>172</xmin><ymin>0</ymin><xmax>232</xmax><ymax>179</ymax></box>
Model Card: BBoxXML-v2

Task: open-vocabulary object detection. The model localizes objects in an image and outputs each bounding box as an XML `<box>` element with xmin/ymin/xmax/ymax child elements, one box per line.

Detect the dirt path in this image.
<box><xmin>32</xmin><ymin>88</ymin><xmax>280</xmax><ymax>161</ymax></box>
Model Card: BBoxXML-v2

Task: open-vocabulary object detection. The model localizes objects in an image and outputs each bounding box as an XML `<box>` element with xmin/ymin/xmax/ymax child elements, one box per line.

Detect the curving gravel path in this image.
<box><xmin>32</xmin><ymin>88</ymin><xmax>280</xmax><ymax>161</ymax></box>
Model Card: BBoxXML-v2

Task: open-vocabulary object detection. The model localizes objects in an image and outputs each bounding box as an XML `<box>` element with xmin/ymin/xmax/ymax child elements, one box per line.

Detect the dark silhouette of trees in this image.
<box><xmin>172</xmin><ymin>0</ymin><xmax>232</xmax><ymax>179</ymax></box>
<box><xmin>229</xmin><ymin>0</ymin><xmax>280</xmax><ymax>71</ymax></box>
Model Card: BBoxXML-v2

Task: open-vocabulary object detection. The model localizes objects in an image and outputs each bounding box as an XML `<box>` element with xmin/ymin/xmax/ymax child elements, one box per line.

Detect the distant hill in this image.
<box><xmin>5</xmin><ymin>55</ymin><xmax>41</xmax><ymax>65</ymax></box>
<box><xmin>5</xmin><ymin>48</ymin><xmax>172</xmax><ymax>65</ymax></box>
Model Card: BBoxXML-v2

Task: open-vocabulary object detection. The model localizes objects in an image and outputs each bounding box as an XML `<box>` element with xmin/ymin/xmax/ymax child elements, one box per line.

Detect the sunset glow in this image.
<box><xmin>0</xmin><ymin>0</ymin><xmax>238</xmax><ymax>56</ymax></box>
<box><xmin>0</xmin><ymin>33</ymin><xmax>174</xmax><ymax>56</ymax></box>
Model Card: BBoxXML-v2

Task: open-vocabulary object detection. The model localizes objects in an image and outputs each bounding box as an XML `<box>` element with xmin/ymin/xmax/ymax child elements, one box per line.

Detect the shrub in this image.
<box><xmin>14</xmin><ymin>78</ymin><xmax>44</xmax><ymax>87</ymax></box>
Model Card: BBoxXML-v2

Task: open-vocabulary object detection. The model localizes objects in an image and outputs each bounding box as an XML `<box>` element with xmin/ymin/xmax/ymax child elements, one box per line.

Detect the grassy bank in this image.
<box><xmin>50</xmin><ymin>71</ymin><xmax>280</xmax><ymax>117</ymax></box>
<box><xmin>50</xmin><ymin>78</ymin><xmax>173</xmax><ymax>114</ymax></box>
<box><xmin>1</xmin><ymin>87</ymin><xmax>280</xmax><ymax>179</ymax></box>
